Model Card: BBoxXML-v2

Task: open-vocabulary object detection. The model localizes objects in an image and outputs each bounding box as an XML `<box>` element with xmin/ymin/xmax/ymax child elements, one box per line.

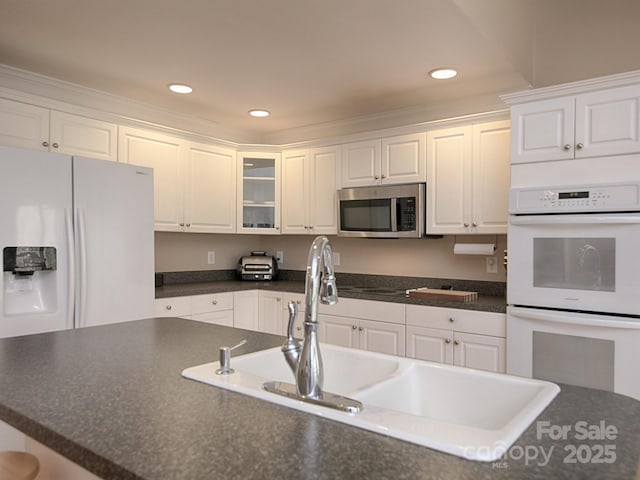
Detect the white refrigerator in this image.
<box><xmin>0</xmin><ymin>145</ymin><xmax>154</xmax><ymax>338</ymax></box>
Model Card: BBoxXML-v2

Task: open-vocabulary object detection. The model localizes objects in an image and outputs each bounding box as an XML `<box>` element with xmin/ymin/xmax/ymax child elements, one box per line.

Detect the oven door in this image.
<box><xmin>507</xmin><ymin>306</ymin><xmax>640</xmax><ymax>401</ymax></box>
<box><xmin>507</xmin><ymin>213</ymin><xmax>640</xmax><ymax>315</ymax></box>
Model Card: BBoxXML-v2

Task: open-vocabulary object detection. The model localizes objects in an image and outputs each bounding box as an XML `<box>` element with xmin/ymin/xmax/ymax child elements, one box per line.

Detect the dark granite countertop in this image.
<box><xmin>156</xmin><ymin>279</ymin><xmax>507</xmax><ymax>314</ymax></box>
<box><xmin>1</xmin><ymin>318</ymin><xmax>638</xmax><ymax>479</ymax></box>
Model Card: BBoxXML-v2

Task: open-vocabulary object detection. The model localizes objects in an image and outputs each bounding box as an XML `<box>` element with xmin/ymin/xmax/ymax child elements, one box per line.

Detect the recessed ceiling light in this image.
<box><xmin>249</xmin><ymin>109</ymin><xmax>270</xmax><ymax>118</ymax></box>
<box><xmin>429</xmin><ymin>68</ymin><xmax>458</xmax><ymax>80</ymax></box>
<box><xmin>168</xmin><ymin>84</ymin><xmax>193</xmax><ymax>94</ymax></box>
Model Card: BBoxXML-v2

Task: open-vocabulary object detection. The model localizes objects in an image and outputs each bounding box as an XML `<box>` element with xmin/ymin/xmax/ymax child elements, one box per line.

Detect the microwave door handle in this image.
<box><xmin>390</xmin><ymin>198</ymin><xmax>398</xmax><ymax>232</ymax></box>
<box><xmin>509</xmin><ymin>307</ymin><xmax>640</xmax><ymax>329</ymax></box>
<box><xmin>510</xmin><ymin>214</ymin><xmax>640</xmax><ymax>226</ymax></box>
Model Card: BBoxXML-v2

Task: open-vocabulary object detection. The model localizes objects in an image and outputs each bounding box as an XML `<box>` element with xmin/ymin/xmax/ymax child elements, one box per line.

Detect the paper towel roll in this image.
<box><xmin>453</xmin><ymin>243</ymin><xmax>496</xmax><ymax>255</ymax></box>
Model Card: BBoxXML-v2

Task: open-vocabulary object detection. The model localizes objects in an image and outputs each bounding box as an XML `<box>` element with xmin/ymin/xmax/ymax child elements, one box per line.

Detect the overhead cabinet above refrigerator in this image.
<box><xmin>0</xmin><ymin>146</ymin><xmax>154</xmax><ymax>338</ymax></box>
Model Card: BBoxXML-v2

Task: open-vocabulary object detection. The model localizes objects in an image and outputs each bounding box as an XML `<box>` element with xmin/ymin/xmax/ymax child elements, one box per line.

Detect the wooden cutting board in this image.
<box><xmin>407</xmin><ymin>288</ymin><xmax>478</xmax><ymax>303</ymax></box>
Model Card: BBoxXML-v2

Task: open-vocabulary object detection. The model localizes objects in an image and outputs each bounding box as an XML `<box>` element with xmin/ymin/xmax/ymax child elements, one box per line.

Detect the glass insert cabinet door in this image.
<box><xmin>237</xmin><ymin>153</ymin><xmax>281</xmax><ymax>233</ymax></box>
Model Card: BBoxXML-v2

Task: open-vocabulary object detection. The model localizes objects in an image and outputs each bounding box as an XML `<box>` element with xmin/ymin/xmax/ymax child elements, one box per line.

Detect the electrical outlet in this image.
<box><xmin>275</xmin><ymin>250</ymin><xmax>284</xmax><ymax>266</ymax></box>
<box><xmin>486</xmin><ymin>256</ymin><xmax>497</xmax><ymax>274</ymax></box>
<box><xmin>207</xmin><ymin>251</ymin><xmax>216</xmax><ymax>265</ymax></box>
<box><xmin>333</xmin><ymin>252</ymin><xmax>341</xmax><ymax>266</ymax></box>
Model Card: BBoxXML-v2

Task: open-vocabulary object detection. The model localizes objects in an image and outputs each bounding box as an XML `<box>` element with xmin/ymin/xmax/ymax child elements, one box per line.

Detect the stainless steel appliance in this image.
<box><xmin>238</xmin><ymin>251</ymin><xmax>278</xmax><ymax>280</ymax></box>
<box><xmin>338</xmin><ymin>183</ymin><xmax>425</xmax><ymax>238</ymax></box>
<box><xmin>507</xmin><ymin>181</ymin><xmax>640</xmax><ymax>400</ymax></box>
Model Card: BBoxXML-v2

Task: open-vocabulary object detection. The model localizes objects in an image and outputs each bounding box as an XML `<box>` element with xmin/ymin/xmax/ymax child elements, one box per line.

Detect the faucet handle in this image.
<box><xmin>215</xmin><ymin>339</ymin><xmax>247</xmax><ymax>375</ymax></box>
<box><xmin>286</xmin><ymin>301</ymin><xmax>298</xmax><ymax>340</ymax></box>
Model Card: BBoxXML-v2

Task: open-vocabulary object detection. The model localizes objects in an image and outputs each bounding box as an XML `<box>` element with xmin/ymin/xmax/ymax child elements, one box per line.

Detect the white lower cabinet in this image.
<box><xmin>406</xmin><ymin>305</ymin><xmax>506</xmax><ymax>373</ymax></box>
<box><xmin>318</xmin><ymin>298</ymin><xmax>406</xmax><ymax>356</ymax></box>
<box><xmin>233</xmin><ymin>290</ymin><xmax>260</xmax><ymax>331</ymax></box>
<box><xmin>154</xmin><ymin>293</ymin><xmax>234</xmax><ymax>326</ymax></box>
<box><xmin>258</xmin><ymin>291</ymin><xmax>284</xmax><ymax>335</ymax></box>
<box><xmin>154</xmin><ymin>296</ymin><xmax>191</xmax><ymax>318</ymax></box>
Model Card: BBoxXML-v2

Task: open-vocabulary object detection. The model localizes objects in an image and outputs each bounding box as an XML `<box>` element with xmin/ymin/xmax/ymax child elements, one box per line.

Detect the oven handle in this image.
<box><xmin>510</xmin><ymin>214</ymin><xmax>640</xmax><ymax>225</ymax></box>
<box><xmin>509</xmin><ymin>306</ymin><xmax>640</xmax><ymax>329</ymax></box>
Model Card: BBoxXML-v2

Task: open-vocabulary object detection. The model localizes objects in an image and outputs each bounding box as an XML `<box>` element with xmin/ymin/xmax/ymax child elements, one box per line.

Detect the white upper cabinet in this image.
<box><xmin>341</xmin><ymin>133</ymin><xmax>425</xmax><ymax>187</ymax></box>
<box><xmin>237</xmin><ymin>152</ymin><xmax>281</xmax><ymax>234</ymax></box>
<box><xmin>426</xmin><ymin>120</ymin><xmax>510</xmax><ymax>234</ymax></box>
<box><xmin>281</xmin><ymin>146</ymin><xmax>339</xmax><ymax>234</ymax></box>
<box><xmin>0</xmin><ymin>99</ymin><xmax>117</xmax><ymax>161</ymax></box>
<box><xmin>119</xmin><ymin>127</ymin><xmax>236</xmax><ymax>233</ymax></box>
<box><xmin>185</xmin><ymin>143</ymin><xmax>236</xmax><ymax>233</ymax></box>
<box><xmin>511</xmin><ymin>84</ymin><xmax>640</xmax><ymax>164</ymax></box>
<box><xmin>119</xmin><ymin>126</ymin><xmax>185</xmax><ymax>231</ymax></box>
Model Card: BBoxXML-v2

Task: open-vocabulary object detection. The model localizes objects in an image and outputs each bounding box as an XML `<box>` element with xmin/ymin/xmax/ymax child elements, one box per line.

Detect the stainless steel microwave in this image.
<box><xmin>338</xmin><ymin>183</ymin><xmax>425</xmax><ymax>238</ymax></box>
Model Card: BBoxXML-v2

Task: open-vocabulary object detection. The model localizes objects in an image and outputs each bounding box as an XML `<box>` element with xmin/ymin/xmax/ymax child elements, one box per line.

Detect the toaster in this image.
<box><xmin>237</xmin><ymin>251</ymin><xmax>278</xmax><ymax>281</ymax></box>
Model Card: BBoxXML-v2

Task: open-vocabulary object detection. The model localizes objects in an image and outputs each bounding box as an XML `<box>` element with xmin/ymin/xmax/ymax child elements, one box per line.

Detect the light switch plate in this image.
<box><xmin>486</xmin><ymin>256</ymin><xmax>497</xmax><ymax>274</ymax></box>
<box><xmin>207</xmin><ymin>251</ymin><xmax>216</xmax><ymax>265</ymax></box>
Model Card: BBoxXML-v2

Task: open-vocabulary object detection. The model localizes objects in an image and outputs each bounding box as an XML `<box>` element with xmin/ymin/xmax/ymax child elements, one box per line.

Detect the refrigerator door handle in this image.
<box><xmin>65</xmin><ymin>208</ymin><xmax>76</xmax><ymax>330</ymax></box>
<box><xmin>75</xmin><ymin>207</ymin><xmax>88</xmax><ymax>328</ymax></box>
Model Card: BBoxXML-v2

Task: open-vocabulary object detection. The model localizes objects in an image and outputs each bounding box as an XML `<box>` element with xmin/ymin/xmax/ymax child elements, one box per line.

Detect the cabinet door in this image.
<box><xmin>281</xmin><ymin>150</ymin><xmax>308</xmax><ymax>234</ymax></box>
<box><xmin>119</xmin><ymin>127</ymin><xmax>184</xmax><ymax>231</ymax></box>
<box><xmin>406</xmin><ymin>326</ymin><xmax>454</xmax><ymax>364</ymax></box>
<box><xmin>0</xmin><ymin>98</ymin><xmax>49</xmax><ymax>151</ymax></box>
<box><xmin>426</xmin><ymin>126</ymin><xmax>472</xmax><ymax>234</ymax></box>
<box><xmin>50</xmin><ymin>111</ymin><xmax>117</xmax><ymax>161</ymax></box>
<box><xmin>471</xmin><ymin>121</ymin><xmax>510</xmax><ymax>234</ymax></box>
<box><xmin>453</xmin><ymin>332</ymin><xmax>506</xmax><ymax>373</ymax></box>
<box><xmin>191</xmin><ymin>310</ymin><xmax>234</xmax><ymax>327</ymax></box>
<box><xmin>258</xmin><ymin>291</ymin><xmax>283</xmax><ymax>335</ymax></box>
<box><xmin>309</xmin><ymin>146</ymin><xmax>339</xmax><ymax>235</ymax></box>
<box><xmin>575</xmin><ymin>84</ymin><xmax>640</xmax><ymax>159</ymax></box>
<box><xmin>359</xmin><ymin>319</ymin><xmax>405</xmax><ymax>356</ymax></box>
<box><xmin>510</xmin><ymin>97</ymin><xmax>575</xmax><ymax>164</ymax></box>
<box><xmin>233</xmin><ymin>290</ymin><xmax>260</xmax><ymax>331</ymax></box>
<box><xmin>237</xmin><ymin>153</ymin><xmax>281</xmax><ymax>234</ymax></box>
<box><xmin>381</xmin><ymin>133</ymin><xmax>426</xmax><ymax>184</ymax></box>
<box><xmin>185</xmin><ymin>143</ymin><xmax>236</xmax><ymax>233</ymax></box>
<box><xmin>341</xmin><ymin>139</ymin><xmax>381</xmax><ymax>187</ymax></box>
<box><xmin>318</xmin><ymin>314</ymin><xmax>358</xmax><ymax>348</ymax></box>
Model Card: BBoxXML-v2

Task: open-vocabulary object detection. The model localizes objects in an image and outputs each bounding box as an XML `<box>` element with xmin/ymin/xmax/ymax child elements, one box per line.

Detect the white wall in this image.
<box><xmin>155</xmin><ymin>232</ymin><xmax>507</xmax><ymax>282</ymax></box>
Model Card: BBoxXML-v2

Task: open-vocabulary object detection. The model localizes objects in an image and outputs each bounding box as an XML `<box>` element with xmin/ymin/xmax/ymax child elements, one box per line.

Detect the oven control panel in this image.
<box><xmin>509</xmin><ymin>182</ymin><xmax>640</xmax><ymax>213</ymax></box>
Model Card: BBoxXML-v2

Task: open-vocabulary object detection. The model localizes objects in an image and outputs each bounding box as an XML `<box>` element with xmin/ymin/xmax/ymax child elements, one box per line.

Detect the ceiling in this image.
<box><xmin>1</xmin><ymin>0</ymin><xmax>640</xmax><ymax>143</ymax></box>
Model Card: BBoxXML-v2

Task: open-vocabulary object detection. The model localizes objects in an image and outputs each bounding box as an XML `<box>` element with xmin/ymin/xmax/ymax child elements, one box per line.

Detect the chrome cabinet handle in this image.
<box><xmin>358</xmin><ymin>326</ymin><xmax>364</xmax><ymax>332</ymax></box>
<box><xmin>381</xmin><ymin>174</ymin><xmax>386</xmax><ymax>179</ymax></box>
<box><xmin>449</xmin><ymin>317</ymin><xmax>455</xmax><ymax>323</ymax></box>
<box><xmin>52</xmin><ymin>142</ymin><xmax>59</xmax><ymax>149</ymax></box>
<box><xmin>186</xmin><ymin>223</ymin><xmax>191</xmax><ymax>227</ymax></box>
<box><xmin>374</xmin><ymin>175</ymin><xmax>380</xmax><ymax>180</ymax></box>
<box><xmin>179</xmin><ymin>223</ymin><xmax>184</xmax><ymax>227</ymax></box>
<box><xmin>454</xmin><ymin>340</ymin><xmax>460</xmax><ymax>346</ymax></box>
<box><xmin>464</xmin><ymin>223</ymin><xmax>469</xmax><ymax>228</ymax></box>
<box><xmin>472</xmin><ymin>222</ymin><xmax>477</xmax><ymax>228</ymax></box>
<box><xmin>211</xmin><ymin>300</ymin><xmax>217</xmax><ymax>305</ymax></box>
<box><xmin>563</xmin><ymin>144</ymin><xmax>571</xmax><ymax>150</ymax></box>
<box><xmin>166</xmin><ymin>305</ymin><xmax>172</xmax><ymax>310</ymax></box>
<box><xmin>445</xmin><ymin>338</ymin><xmax>451</xmax><ymax>344</ymax></box>
<box><xmin>42</xmin><ymin>141</ymin><xmax>49</xmax><ymax>147</ymax></box>
<box><xmin>352</xmin><ymin>325</ymin><xmax>358</xmax><ymax>330</ymax></box>
<box><xmin>576</xmin><ymin>142</ymin><xmax>584</xmax><ymax>149</ymax></box>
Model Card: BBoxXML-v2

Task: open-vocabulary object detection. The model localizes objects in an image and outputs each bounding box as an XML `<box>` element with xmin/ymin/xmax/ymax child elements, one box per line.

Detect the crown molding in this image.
<box><xmin>500</xmin><ymin>69</ymin><xmax>640</xmax><ymax>104</ymax></box>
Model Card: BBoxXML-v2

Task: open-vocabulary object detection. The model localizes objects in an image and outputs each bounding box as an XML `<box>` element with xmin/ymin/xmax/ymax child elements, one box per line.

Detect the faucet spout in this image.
<box><xmin>295</xmin><ymin>236</ymin><xmax>338</xmax><ymax>398</ymax></box>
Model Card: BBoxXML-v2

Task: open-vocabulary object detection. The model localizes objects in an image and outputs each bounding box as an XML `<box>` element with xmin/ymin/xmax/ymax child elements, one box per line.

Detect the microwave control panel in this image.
<box><xmin>509</xmin><ymin>182</ymin><xmax>640</xmax><ymax>213</ymax></box>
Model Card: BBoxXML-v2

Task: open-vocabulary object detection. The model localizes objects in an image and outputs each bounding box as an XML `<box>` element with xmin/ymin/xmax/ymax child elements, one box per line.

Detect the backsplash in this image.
<box><xmin>155</xmin><ymin>232</ymin><xmax>507</xmax><ymax>283</ymax></box>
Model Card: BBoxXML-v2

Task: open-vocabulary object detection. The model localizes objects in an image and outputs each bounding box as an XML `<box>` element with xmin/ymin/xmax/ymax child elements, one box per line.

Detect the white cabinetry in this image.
<box><xmin>233</xmin><ymin>290</ymin><xmax>260</xmax><ymax>331</ymax></box>
<box><xmin>510</xmin><ymin>84</ymin><xmax>640</xmax><ymax>164</ymax></box>
<box><xmin>154</xmin><ymin>297</ymin><xmax>191</xmax><ymax>319</ymax></box>
<box><xmin>154</xmin><ymin>293</ymin><xmax>234</xmax><ymax>326</ymax></box>
<box><xmin>341</xmin><ymin>133</ymin><xmax>425</xmax><ymax>187</ymax></box>
<box><xmin>237</xmin><ymin>153</ymin><xmax>281</xmax><ymax>234</ymax></box>
<box><xmin>258</xmin><ymin>290</ymin><xmax>284</xmax><ymax>335</ymax></box>
<box><xmin>426</xmin><ymin>120</ymin><xmax>510</xmax><ymax>234</ymax></box>
<box><xmin>281</xmin><ymin>146</ymin><xmax>339</xmax><ymax>234</ymax></box>
<box><xmin>0</xmin><ymin>99</ymin><xmax>117</xmax><ymax>161</ymax></box>
<box><xmin>405</xmin><ymin>305</ymin><xmax>506</xmax><ymax>373</ymax></box>
<box><xmin>119</xmin><ymin>127</ymin><xmax>236</xmax><ymax>233</ymax></box>
<box><xmin>318</xmin><ymin>298</ymin><xmax>405</xmax><ymax>356</ymax></box>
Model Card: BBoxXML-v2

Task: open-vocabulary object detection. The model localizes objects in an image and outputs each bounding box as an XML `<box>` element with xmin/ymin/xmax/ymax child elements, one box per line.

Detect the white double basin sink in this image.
<box><xmin>182</xmin><ymin>344</ymin><xmax>559</xmax><ymax>461</ymax></box>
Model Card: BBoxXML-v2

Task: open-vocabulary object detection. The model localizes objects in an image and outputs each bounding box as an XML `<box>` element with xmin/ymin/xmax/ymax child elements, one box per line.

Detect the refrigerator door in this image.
<box><xmin>0</xmin><ymin>146</ymin><xmax>74</xmax><ymax>338</ymax></box>
<box><xmin>73</xmin><ymin>157</ymin><xmax>154</xmax><ymax>327</ymax></box>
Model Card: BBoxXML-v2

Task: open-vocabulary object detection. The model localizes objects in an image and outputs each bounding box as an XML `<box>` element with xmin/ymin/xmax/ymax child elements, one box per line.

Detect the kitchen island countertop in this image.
<box><xmin>1</xmin><ymin>318</ymin><xmax>639</xmax><ymax>479</ymax></box>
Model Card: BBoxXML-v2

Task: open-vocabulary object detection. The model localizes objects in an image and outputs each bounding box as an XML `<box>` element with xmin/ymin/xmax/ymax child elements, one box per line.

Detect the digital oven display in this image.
<box><xmin>558</xmin><ymin>191</ymin><xmax>589</xmax><ymax>199</ymax></box>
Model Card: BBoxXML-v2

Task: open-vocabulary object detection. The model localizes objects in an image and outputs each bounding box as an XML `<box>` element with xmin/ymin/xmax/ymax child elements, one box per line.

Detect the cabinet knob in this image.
<box><xmin>472</xmin><ymin>222</ymin><xmax>477</xmax><ymax>228</ymax></box>
<box><xmin>374</xmin><ymin>175</ymin><xmax>380</xmax><ymax>180</ymax></box>
<box><xmin>449</xmin><ymin>317</ymin><xmax>454</xmax><ymax>323</ymax></box>
<box><xmin>464</xmin><ymin>223</ymin><xmax>469</xmax><ymax>228</ymax></box>
<box><xmin>576</xmin><ymin>142</ymin><xmax>584</xmax><ymax>150</ymax></box>
<box><xmin>166</xmin><ymin>305</ymin><xmax>172</xmax><ymax>310</ymax></box>
<box><xmin>445</xmin><ymin>338</ymin><xmax>451</xmax><ymax>344</ymax></box>
<box><xmin>296</xmin><ymin>326</ymin><xmax>302</xmax><ymax>331</ymax></box>
<box><xmin>381</xmin><ymin>174</ymin><xmax>386</xmax><ymax>179</ymax></box>
<box><xmin>358</xmin><ymin>326</ymin><xmax>364</xmax><ymax>332</ymax></box>
<box><xmin>563</xmin><ymin>144</ymin><xmax>571</xmax><ymax>150</ymax></box>
<box><xmin>179</xmin><ymin>223</ymin><xmax>185</xmax><ymax>227</ymax></box>
<box><xmin>211</xmin><ymin>300</ymin><xmax>217</xmax><ymax>305</ymax></box>
<box><xmin>276</xmin><ymin>298</ymin><xmax>281</xmax><ymax>302</ymax></box>
<box><xmin>352</xmin><ymin>325</ymin><xmax>358</xmax><ymax>330</ymax></box>
<box><xmin>52</xmin><ymin>142</ymin><xmax>59</xmax><ymax>149</ymax></box>
<box><xmin>454</xmin><ymin>340</ymin><xmax>460</xmax><ymax>346</ymax></box>
<box><xmin>42</xmin><ymin>141</ymin><xmax>49</xmax><ymax>147</ymax></box>
<box><xmin>186</xmin><ymin>223</ymin><xmax>191</xmax><ymax>227</ymax></box>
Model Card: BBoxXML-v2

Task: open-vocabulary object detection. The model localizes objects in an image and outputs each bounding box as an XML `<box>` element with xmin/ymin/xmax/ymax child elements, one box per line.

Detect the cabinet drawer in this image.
<box><xmin>191</xmin><ymin>310</ymin><xmax>234</xmax><ymax>327</ymax></box>
<box><xmin>191</xmin><ymin>292</ymin><xmax>234</xmax><ymax>314</ymax></box>
<box><xmin>406</xmin><ymin>305</ymin><xmax>506</xmax><ymax>337</ymax></box>
<box><xmin>154</xmin><ymin>297</ymin><xmax>190</xmax><ymax>317</ymax></box>
<box><xmin>319</xmin><ymin>297</ymin><xmax>405</xmax><ymax>325</ymax></box>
